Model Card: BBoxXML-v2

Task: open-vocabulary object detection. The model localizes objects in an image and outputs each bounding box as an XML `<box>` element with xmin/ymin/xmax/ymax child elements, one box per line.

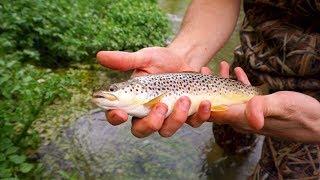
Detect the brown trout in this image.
<box><xmin>92</xmin><ymin>73</ymin><xmax>263</xmax><ymax>118</ymax></box>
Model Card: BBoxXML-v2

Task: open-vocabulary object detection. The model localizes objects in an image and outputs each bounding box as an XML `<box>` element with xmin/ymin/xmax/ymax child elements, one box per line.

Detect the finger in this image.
<box><xmin>219</xmin><ymin>61</ymin><xmax>230</xmax><ymax>78</ymax></box>
<box><xmin>106</xmin><ymin>110</ymin><xmax>128</xmax><ymax>126</ymax></box>
<box><xmin>234</xmin><ymin>67</ymin><xmax>251</xmax><ymax>85</ymax></box>
<box><xmin>159</xmin><ymin>96</ymin><xmax>191</xmax><ymax>137</ymax></box>
<box><xmin>200</xmin><ymin>67</ymin><xmax>212</xmax><ymax>75</ymax></box>
<box><xmin>245</xmin><ymin>93</ymin><xmax>285</xmax><ymax>131</ymax></box>
<box><xmin>131</xmin><ymin>103</ymin><xmax>168</xmax><ymax>138</ymax></box>
<box><xmin>210</xmin><ymin>104</ymin><xmax>257</xmax><ymax>133</ymax></box>
<box><xmin>245</xmin><ymin>96</ymin><xmax>265</xmax><ymax>130</ymax></box>
<box><xmin>96</xmin><ymin>51</ymin><xmax>149</xmax><ymax>71</ymax></box>
<box><xmin>209</xmin><ymin>103</ymin><xmax>246</xmax><ymax>124</ymax></box>
<box><xmin>186</xmin><ymin>100</ymin><xmax>211</xmax><ymax>128</ymax></box>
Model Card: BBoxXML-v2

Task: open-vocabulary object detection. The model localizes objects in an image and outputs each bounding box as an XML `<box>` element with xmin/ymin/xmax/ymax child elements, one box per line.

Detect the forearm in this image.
<box><xmin>168</xmin><ymin>0</ymin><xmax>241</xmax><ymax>70</ymax></box>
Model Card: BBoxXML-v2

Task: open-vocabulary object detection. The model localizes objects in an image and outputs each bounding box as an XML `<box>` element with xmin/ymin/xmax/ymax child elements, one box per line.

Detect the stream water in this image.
<box><xmin>39</xmin><ymin>1</ymin><xmax>263</xmax><ymax>179</ymax></box>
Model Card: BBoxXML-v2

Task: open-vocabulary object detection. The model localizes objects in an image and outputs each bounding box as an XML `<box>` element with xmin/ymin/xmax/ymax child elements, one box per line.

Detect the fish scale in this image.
<box><xmin>92</xmin><ymin>73</ymin><xmax>263</xmax><ymax>118</ymax></box>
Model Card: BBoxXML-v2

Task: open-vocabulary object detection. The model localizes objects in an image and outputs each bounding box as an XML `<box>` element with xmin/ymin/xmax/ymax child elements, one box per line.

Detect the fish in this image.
<box><xmin>92</xmin><ymin>72</ymin><xmax>265</xmax><ymax>118</ymax></box>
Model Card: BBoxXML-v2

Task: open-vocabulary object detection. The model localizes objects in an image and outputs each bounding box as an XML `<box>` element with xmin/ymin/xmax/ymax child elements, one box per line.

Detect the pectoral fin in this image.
<box><xmin>144</xmin><ymin>93</ymin><xmax>166</xmax><ymax>108</ymax></box>
<box><xmin>211</xmin><ymin>105</ymin><xmax>228</xmax><ymax>112</ymax></box>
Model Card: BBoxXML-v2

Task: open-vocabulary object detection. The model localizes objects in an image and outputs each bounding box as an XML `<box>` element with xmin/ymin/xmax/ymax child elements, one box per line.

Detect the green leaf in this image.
<box><xmin>0</xmin><ymin>166</ymin><xmax>12</xmax><ymax>178</ymax></box>
<box><xmin>5</xmin><ymin>60</ymin><xmax>16</xmax><ymax>68</ymax></box>
<box><xmin>5</xmin><ymin>146</ymin><xmax>18</xmax><ymax>155</ymax></box>
<box><xmin>0</xmin><ymin>75</ymin><xmax>11</xmax><ymax>85</ymax></box>
<box><xmin>0</xmin><ymin>154</ymin><xmax>5</xmax><ymax>162</ymax></box>
<box><xmin>19</xmin><ymin>163</ymin><xmax>34</xmax><ymax>173</ymax></box>
<box><xmin>9</xmin><ymin>155</ymin><xmax>26</xmax><ymax>164</ymax></box>
<box><xmin>0</xmin><ymin>138</ymin><xmax>13</xmax><ymax>151</ymax></box>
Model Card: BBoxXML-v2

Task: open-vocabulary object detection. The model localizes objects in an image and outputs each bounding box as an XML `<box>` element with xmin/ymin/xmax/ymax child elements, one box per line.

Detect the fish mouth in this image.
<box><xmin>92</xmin><ymin>91</ymin><xmax>118</xmax><ymax>101</ymax></box>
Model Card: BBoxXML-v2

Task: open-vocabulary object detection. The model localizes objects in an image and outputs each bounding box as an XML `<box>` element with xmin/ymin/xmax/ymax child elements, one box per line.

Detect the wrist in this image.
<box><xmin>167</xmin><ymin>40</ymin><xmax>212</xmax><ymax>71</ymax></box>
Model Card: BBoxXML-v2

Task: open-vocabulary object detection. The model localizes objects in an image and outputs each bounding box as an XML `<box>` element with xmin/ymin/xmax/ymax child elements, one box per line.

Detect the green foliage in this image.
<box><xmin>0</xmin><ymin>0</ymin><xmax>170</xmax><ymax>67</ymax></box>
<box><xmin>0</xmin><ymin>53</ymin><xmax>79</xmax><ymax>178</ymax></box>
<box><xmin>0</xmin><ymin>0</ymin><xmax>170</xmax><ymax>178</ymax></box>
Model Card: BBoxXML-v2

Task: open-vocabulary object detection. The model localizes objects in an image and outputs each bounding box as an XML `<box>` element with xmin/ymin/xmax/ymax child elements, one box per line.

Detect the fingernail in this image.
<box><xmin>234</xmin><ymin>67</ymin><xmax>241</xmax><ymax>72</ymax></box>
<box><xmin>118</xmin><ymin>112</ymin><xmax>128</xmax><ymax>120</ymax></box>
<box><xmin>156</xmin><ymin>105</ymin><xmax>167</xmax><ymax>116</ymax></box>
<box><xmin>179</xmin><ymin>97</ymin><xmax>190</xmax><ymax>111</ymax></box>
<box><xmin>203</xmin><ymin>104</ymin><xmax>211</xmax><ymax>113</ymax></box>
<box><xmin>112</xmin><ymin>114</ymin><xmax>124</xmax><ymax>121</ymax></box>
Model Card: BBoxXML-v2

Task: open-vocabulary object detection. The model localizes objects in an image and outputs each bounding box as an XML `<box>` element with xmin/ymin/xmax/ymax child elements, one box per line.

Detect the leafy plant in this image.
<box><xmin>0</xmin><ymin>53</ymin><xmax>76</xmax><ymax>178</ymax></box>
<box><xmin>0</xmin><ymin>0</ymin><xmax>170</xmax><ymax>178</ymax></box>
<box><xmin>0</xmin><ymin>0</ymin><xmax>170</xmax><ymax>67</ymax></box>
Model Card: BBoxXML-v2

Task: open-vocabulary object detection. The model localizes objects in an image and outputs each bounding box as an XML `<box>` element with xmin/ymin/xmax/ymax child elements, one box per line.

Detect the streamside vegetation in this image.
<box><xmin>0</xmin><ymin>0</ymin><xmax>170</xmax><ymax>178</ymax></box>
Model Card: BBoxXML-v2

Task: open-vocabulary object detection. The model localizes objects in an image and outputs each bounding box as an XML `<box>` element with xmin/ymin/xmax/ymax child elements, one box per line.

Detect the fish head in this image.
<box><xmin>92</xmin><ymin>79</ymin><xmax>146</xmax><ymax>110</ymax></box>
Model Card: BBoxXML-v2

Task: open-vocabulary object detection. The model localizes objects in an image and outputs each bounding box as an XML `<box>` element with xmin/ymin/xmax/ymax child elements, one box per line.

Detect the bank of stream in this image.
<box><xmin>39</xmin><ymin>1</ymin><xmax>263</xmax><ymax>179</ymax></box>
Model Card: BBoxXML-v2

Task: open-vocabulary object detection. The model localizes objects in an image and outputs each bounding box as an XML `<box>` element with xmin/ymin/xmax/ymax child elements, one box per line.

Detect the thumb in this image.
<box><xmin>96</xmin><ymin>51</ymin><xmax>149</xmax><ymax>71</ymax></box>
<box><xmin>245</xmin><ymin>96</ymin><xmax>269</xmax><ymax>130</ymax></box>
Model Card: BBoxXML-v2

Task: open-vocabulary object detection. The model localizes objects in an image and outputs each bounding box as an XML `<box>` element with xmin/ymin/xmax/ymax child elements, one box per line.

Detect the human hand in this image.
<box><xmin>96</xmin><ymin>47</ymin><xmax>211</xmax><ymax>138</ymax></box>
<box><xmin>97</xmin><ymin>47</ymin><xmax>197</xmax><ymax>76</ymax></box>
<box><xmin>211</xmin><ymin>62</ymin><xmax>320</xmax><ymax>143</ymax></box>
<box><xmin>149</xmin><ymin>61</ymin><xmax>252</xmax><ymax>137</ymax></box>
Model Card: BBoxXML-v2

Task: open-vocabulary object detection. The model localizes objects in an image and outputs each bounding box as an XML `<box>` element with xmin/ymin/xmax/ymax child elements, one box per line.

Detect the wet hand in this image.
<box><xmin>96</xmin><ymin>47</ymin><xmax>204</xmax><ymax>138</ymax></box>
<box><xmin>210</xmin><ymin>62</ymin><xmax>320</xmax><ymax>143</ymax></box>
<box><xmin>97</xmin><ymin>47</ymin><xmax>195</xmax><ymax>76</ymax></box>
<box><xmin>129</xmin><ymin>67</ymin><xmax>214</xmax><ymax>138</ymax></box>
<box><xmin>128</xmin><ymin>62</ymin><xmax>251</xmax><ymax>138</ymax></box>
<box><xmin>185</xmin><ymin>61</ymin><xmax>250</xmax><ymax>129</ymax></box>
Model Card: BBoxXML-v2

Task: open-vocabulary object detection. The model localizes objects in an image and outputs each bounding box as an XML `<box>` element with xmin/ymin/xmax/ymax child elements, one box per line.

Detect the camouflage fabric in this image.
<box><xmin>212</xmin><ymin>124</ymin><xmax>258</xmax><ymax>155</ymax></box>
<box><xmin>250</xmin><ymin>137</ymin><xmax>320</xmax><ymax>179</ymax></box>
<box><xmin>213</xmin><ymin>0</ymin><xmax>320</xmax><ymax>179</ymax></box>
<box><xmin>234</xmin><ymin>0</ymin><xmax>320</xmax><ymax>99</ymax></box>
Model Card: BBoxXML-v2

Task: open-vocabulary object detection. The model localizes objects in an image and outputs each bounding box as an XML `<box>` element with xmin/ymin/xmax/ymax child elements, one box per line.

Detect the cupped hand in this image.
<box><xmin>96</xmin><ymin>47</ymin><xmax>211</xmax><ymax>138</ymax></box>
<box><xmin>210</xmin><ymin>62</ymin><xmax>320</xmax><ymax>143</ymax></box>
<box><xmin>97</xmin><ymin>47</ymin><xmax>195</xmax><ymax>77</ymax></box>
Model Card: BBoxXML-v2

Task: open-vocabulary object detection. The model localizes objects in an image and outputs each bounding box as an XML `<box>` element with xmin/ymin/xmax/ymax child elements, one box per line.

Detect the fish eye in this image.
<box><xmin>108</xmin><ymin>85</ymin><xmax>118</xmax><ymax>92</ymax></box>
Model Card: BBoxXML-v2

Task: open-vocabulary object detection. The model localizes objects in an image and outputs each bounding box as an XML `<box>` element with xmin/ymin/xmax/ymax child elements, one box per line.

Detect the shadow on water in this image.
<box><xmin>39</xmin><ymin>1</ymin><xmax>263</xmax><ymax>179</ymax></box>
